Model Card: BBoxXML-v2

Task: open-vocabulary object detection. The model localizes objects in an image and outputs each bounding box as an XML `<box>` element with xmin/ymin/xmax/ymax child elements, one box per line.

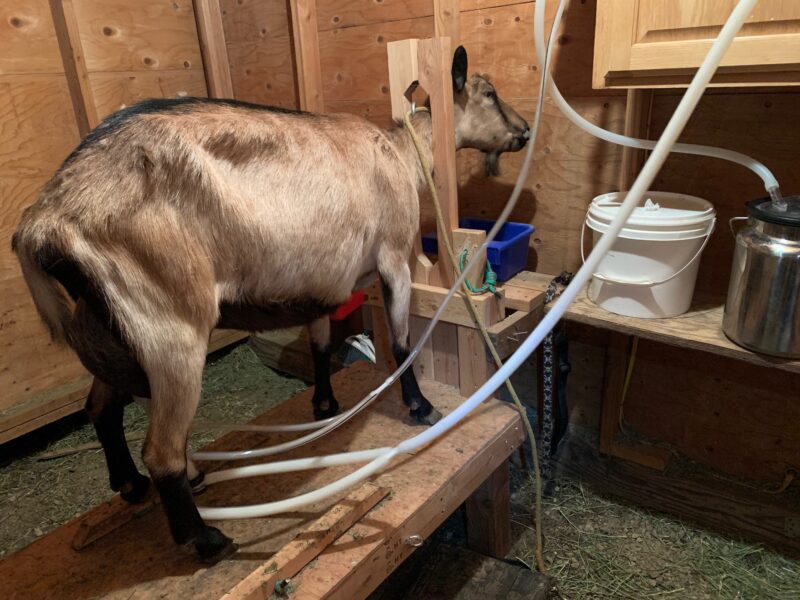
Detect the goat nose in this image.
<box><xmin>523</xmin><ymin>126</ymin><xmax>531</xmax><ymax>139</ymax></box>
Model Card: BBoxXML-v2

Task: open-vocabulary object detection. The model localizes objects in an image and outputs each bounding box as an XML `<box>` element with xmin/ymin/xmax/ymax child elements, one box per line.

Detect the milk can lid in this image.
<box><xmin>748</xmin><ymin>196</ymin><xmax>800</xmax><ymax>227</ymax></box>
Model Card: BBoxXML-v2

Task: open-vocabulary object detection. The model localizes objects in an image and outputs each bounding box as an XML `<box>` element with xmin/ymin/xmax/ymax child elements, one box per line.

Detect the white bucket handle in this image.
<box><xmin>580</xmin><ymin>217</ymin><xmax>716</xmax><ymax>287</ymax></box>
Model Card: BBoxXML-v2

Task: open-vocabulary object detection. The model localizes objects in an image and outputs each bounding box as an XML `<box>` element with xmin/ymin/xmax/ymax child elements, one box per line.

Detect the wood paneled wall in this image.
<box><xmin>69</xmin><ymin>0</ymin><xmax>208</xmax><ymax>120</ymax></box>
<box><xmin>650</xmin><ymin>90</ymin><xmax>800</xmax><ymax>298</ymax></box>
<box><xmin>220</xmin><ymin>0</ymin><xmax>298</xmax><ymax>108</ymax></box>
<box><xmin>0</xmin><ymin>1</ymin><xmax>90</xmax><ymax>440</ymax></box>
<box><xmin>0</xmin><ymin>0</ymin><xmax>226</xmax><ymax>443</ymax></box>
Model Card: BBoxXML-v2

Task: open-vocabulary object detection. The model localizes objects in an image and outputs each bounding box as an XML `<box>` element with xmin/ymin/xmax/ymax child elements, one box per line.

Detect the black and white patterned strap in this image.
<box><xmin>541</xmin><ymin>271</ymin><xmax>572</xmax><ymax>478</ymax></box>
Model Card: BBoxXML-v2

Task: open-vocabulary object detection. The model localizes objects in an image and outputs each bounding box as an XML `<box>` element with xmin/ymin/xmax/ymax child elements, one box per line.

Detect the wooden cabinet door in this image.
<box><xmin>594</xmin><ymin>0</ymin><xmax>800</xmax><ymax>88</ymax></box>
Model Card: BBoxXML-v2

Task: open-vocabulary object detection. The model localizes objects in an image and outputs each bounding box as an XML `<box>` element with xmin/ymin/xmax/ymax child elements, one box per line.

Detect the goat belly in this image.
<box><xmin>217</xmin><ymin>299</ymin><xmax>337</xmax><ymax>331</ymax></box>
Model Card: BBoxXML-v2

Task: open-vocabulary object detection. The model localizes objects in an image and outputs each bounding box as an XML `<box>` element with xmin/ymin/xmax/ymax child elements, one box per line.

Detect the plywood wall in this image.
<box><xmin>70</xmin><ymin>0</ymin><xmax>208</xmax><ymax>120</ymax></box>
<box><xmin>0</xmin><ymin>0</ymin><xmax>89</xmax><ymax>440</ymax></box>
<box><xmin>0</xmin><ymin>0</ymin><xmax>222</xmax><ymax>443</ymax></box>
<box><xmin>220</xmin><ymin>0</ymin><xmax>298</xmax><ymax>108</ymax></box>
<box><xmin>649</xmin><ymin>89</ymin><xmax>800</xmax><ymax>298</ymax></box>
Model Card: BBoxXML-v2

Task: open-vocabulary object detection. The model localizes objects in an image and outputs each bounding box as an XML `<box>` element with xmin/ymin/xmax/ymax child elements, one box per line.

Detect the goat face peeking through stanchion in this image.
<box><xmin>12</xmin><ymin>46</ymin><xmax>529</xmax><ymax>563</ymax></box>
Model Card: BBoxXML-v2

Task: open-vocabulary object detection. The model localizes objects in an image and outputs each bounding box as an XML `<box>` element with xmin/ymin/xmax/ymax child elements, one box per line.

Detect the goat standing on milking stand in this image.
<box><xmin>12</xmin><ymin>46</ymin><xmax>529</xmax><ymax>562</ymax></box>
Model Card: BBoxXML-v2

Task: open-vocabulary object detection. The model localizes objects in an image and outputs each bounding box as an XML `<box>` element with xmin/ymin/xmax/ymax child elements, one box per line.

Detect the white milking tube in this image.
<box><xmin>197</xmin><ymin>0</ymin><xmax>758</xmax><ymax>520</ymax></box>
<box><xmin>538</xmin><ymin>4</ymin><xmax>779</xmax><ymax>197</ymax></box>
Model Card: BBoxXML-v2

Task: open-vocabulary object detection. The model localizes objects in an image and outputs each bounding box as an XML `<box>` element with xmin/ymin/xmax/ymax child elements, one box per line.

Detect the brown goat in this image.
<box><xmin>12</xmin><ymin>46</ymin><xmax>529</xmax><ymax>562</ymax></box>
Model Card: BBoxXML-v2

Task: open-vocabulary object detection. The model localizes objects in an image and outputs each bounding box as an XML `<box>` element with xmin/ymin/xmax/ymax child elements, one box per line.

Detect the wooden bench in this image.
<box><xmin>2</xmin><ymin>362</ymin><xmax>524</xmax><ymax>599</ymax></box>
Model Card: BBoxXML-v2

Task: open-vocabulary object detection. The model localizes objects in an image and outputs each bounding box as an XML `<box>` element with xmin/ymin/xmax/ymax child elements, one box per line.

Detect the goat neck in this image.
<box><xmin>389</xmin><ymin>110</ymin><xmax>434</xmax><ymax>193</ymax></box>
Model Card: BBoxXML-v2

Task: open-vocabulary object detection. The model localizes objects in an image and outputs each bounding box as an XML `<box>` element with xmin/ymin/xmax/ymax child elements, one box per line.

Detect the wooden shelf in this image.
<box><xmin>550</xmin><ymin>288</ymin><xmax>800</xmax><ymax>375</ymax></box>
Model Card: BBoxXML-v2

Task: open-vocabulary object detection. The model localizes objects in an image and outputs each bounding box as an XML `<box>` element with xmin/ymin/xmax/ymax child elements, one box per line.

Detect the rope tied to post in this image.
<box><xmin>459</xmin><ymin>248</ymin><xmax>498</xmax><ymax>294</ymax></box>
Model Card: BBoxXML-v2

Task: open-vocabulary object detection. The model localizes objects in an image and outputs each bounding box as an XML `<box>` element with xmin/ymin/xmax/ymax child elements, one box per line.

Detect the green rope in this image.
<box><xmin>459</xmin><ymin>248</ymin><xmax>497</xmax><ymax>294</ymax></box>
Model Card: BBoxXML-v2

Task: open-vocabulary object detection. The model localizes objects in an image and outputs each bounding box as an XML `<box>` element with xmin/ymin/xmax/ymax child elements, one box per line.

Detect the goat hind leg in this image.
<box><xmin>86</xmin><ymin>378</ymin><xmax>150</xmax><ymax>503</ymax></box>
<box><xmin>378</xmin><ymin>257</ymin><xmax>441</xmax><ymax>425</ymax></box>
<box><xmin>140</xmin><ymin>331</ymin><xmax>236</xmax><ymax>563</ymax></box>
<box><xmin>134</xmin><ymin>395</ymin><xmax>206</xmax><ymax>495</ymax></box>
<box><xmin>308</xmin><ymin>315</ymin><xmax>339</xmax><ymax>420</ymax></box>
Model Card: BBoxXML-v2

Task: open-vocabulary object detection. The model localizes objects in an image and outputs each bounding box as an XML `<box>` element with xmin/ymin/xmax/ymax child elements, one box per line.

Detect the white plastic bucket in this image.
<box><xmin>584</xmin><ymin>191</ymin><xmax>716</xmax><ymax>319</ymax></box>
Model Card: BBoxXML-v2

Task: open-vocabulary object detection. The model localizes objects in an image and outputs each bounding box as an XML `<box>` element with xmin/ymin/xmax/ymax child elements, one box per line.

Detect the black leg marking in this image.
<box><xmin>310</xmin><ymin>342</ymin><xmax>339</xmax><ymax>420</ymax></box>
<box><xmin>380</xmin><ymin>279</ymin><xmax>441</xmax><ymax>426</ymax></box>
<box><xmin>87</xmin><ymin>379</ymin><xmax>150</xmax><ymax>504</ymax></box>
<box><xmin>153</xmin><ymin>470</ymin><xmax>237</xmax><ymax>563</ymax></box>
<box><xmin>392</xmin><ymin>343</ymin><xmax>442</xmax><ymax>425</ymax></box>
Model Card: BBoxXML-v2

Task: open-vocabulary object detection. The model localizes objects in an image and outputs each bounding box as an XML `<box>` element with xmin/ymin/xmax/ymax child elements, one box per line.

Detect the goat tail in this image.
<box><xmin>11</xmin><ymin>230</ymin><xmax>77</xmax><ymax>344</ymax></box>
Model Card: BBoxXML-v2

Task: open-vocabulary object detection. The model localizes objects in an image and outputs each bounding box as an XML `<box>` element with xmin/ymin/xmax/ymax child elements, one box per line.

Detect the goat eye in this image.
<box><xmin>484</xmin><ymin>90</ymin><xmax>496</xmax><ymax>99</ymax></box>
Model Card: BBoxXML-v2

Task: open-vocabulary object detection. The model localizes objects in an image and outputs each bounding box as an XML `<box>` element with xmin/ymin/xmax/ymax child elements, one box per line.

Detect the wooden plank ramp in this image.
<box><xmin>2</xmin><ymin>362</ymin><xmax>523</xmax><ymax>599</ymax></box>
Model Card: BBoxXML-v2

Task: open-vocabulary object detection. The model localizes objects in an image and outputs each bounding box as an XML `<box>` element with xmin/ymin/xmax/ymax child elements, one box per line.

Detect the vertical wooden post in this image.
<box><xmin>465</xmin><ymin>459</ymin><xmax>511</xmax><ymax>558</ymax></box>
<box><xmin>618</xmin><ymin>89</ymin><xmax>653</xmax><ymax>190</ymax></box>
<box><xmin>600</xmin><ymin>331</ymin><xmax>671</xmax><ymax>470</ymax></box>
<box><xmin>50</xmin><ymin>0</ymin><xmax>98</xmax><ymax>137</ymax></box>
<box><xmin>434</xmin><ymin>0</ymin><xmax>460</xmax><ymax>42</ymax></box>
<box><xmin>432</xmin><ymin>322</ymin><xmax>459</xmax><ymax>387</ymax></box>
<box><xmin>452</xmin><ymin>228</ymin><xmax>487</xmax><ymax>287</ymax></box>
<box><xmin>599</xmin><ymin>331</ymin><xmax>630</xmax><ymax>455</ymax></box>
<box><xmin>388</xmin><ymin>39</ymin><xmax>420</xmax><ymax>122</ymax></box>
<box><xmin>387</xmin><ymin>39</ymin><xmax>435</xmax><ymax>286</ymax></box>
<box><xmin>194</xmin><ymin>0</ymin><xmax>234</xmax><ymax>99</ymax></box>
<box><xmin>458</xmin><ymin>326</ymin><xmax>494</xmax><ymax>397</ymax></box>
<box><xmin>289</xmin><ymin>0</ymin><xmax>324</xmax><ymax>112</ymax></box>
<box><xmin>409</xmin><ymin>315</ymin><xmax>434</xmax><ymax>381</ymax></box>
<box><xmin>417</xmin><ymin>37</ymin><xmax>459</xmax><ymax>288</ymax></box>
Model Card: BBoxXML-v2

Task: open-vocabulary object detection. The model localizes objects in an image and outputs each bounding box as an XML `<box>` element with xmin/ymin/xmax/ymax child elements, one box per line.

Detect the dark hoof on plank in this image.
<box><xmin>313</xmin><ymin>397</ymin><xmax>339</xmax><ymax>420</ymax></box>
<box><xmin>195</xmin><ymin>527</ymin><xmax>238</xmax><ymax>564</ymax></box>
<box><xmin>119</xmin><ymin>473</ymin><xmax>151</xmax><ymax>504</ymax></box>
<box><xmin>410</xmin><ymin>406</ymin><xmax>442</xmax><ymax>426</ymax></box>
<box><xmin>190</xmin><ymin>472</ymin><xmax>207</xmax><ymax>496</ymax></box>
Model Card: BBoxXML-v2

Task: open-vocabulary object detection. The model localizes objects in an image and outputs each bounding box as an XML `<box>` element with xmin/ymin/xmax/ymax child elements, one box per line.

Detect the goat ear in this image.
<box><xmin>452</xmin><ymin>46</ymin><xmax>468</xmax><ymax>93</ymax></box>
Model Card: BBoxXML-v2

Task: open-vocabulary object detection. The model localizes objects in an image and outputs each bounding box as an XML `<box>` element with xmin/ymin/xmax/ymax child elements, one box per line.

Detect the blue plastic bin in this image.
<box><xmin>421</xmin><ymin>218</ymin><xmax>535</xmax><ymax>282</ymax></box>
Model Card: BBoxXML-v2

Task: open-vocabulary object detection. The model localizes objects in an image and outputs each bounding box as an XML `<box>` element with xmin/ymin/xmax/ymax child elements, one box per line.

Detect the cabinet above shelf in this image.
<box><xmin>593</xmin><ymin>0</ymin><xmax>800</xmax><ymax>89</ymax></box>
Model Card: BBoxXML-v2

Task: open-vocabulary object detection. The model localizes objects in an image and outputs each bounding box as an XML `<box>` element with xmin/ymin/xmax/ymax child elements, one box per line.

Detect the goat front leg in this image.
<box><xmin>140</xmin><ymin>328</ymin><xmax>236</xmax><ymax>563</ymax></box>
<box><xmin>308</xmin><ymin>315</ymin><xmax>339</xmax><ymax>420</ymax></box>
<box><xmin>378</xmin><ymin>256</ymin><xmax>442</xmax><ymax>425</ymax></box>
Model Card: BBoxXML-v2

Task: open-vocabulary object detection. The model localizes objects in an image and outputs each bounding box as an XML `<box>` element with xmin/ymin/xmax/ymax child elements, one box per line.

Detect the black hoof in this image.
<box><xmin>195</xmin><ymin>526</ymin><xmax>238</xmax><ymax>564</ymax></box>
<box><xmin>313</xmin><ymin>397</ymin><xmax>339</xmax><ymax>420</ymax></box>
<box><xmin>189</xmin><ymin>472</ymin><xmax>207</xmax><ymax>496</ymax></box>
<box><xmin>410</xmin><ymin>406</ymin><xmax>443</xmax><ymax>426</ymax></box>
<box><xmin>119</xmin><ymin>473</ymin><xmax>151</xmax><ymax>504</ymax></box>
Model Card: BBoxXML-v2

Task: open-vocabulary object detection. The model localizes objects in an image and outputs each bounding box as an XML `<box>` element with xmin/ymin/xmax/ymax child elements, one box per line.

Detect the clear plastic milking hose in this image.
<box><xmin>196</xmin><ymin>0</ymin><xmax>759</xmax><ymax>519</ymax></box>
